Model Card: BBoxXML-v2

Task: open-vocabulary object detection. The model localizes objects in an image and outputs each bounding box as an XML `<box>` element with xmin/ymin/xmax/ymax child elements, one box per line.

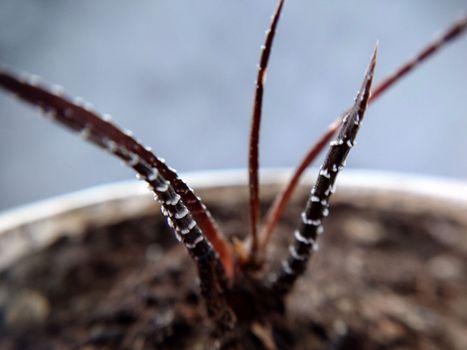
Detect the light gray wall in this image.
<box><xmin>1</xmin><ymin>1</ymin><xmax>466</xmax><ymax>211</ymax></box>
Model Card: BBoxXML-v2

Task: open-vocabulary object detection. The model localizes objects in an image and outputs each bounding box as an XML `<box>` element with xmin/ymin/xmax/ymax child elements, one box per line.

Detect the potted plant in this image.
<box><xmin>1</xmin><ymin>1</ymin><xmax>466</xmax><ymax>348</ymax></box>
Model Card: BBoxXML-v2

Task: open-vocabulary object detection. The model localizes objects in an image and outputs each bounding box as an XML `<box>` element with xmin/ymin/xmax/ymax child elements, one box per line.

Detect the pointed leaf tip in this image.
<box><xmin>355</xmin><ymin>47</ymin><xmax>378</xmax><ymax>108</ymax></box>
<box><xmin>368</xmin><ymin>45</ymin><xmax>378</xmax><ymax>80</ymax></box>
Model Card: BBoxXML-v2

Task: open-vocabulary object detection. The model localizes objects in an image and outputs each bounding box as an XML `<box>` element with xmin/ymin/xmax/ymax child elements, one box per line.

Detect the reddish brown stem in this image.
<box><xmin>258</xmin><ymin>13</ymin><xmax>467</xmax><ymax>253</ymax></box>
<box><xmin>370</xmin><ymin>13</ymin><xmax>467</xmax><ymax>103</ymax></box>
<box><xmin>247</xmin><ymin>0</ymin><xmax>284</xmax><ymax>261</ymax></box>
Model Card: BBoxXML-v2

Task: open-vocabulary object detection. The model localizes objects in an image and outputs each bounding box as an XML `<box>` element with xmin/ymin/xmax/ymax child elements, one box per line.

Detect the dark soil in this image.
<box><xmin>1</xmin><ymin>195</ymin><xmax>466</xmax><ymax>349</ymax></box>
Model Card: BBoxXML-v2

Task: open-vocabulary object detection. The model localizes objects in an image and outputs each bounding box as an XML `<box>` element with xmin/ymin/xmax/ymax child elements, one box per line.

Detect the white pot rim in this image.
<box><xmin>1</xmin><ymin>168</ymin><xmax>466</xmax><ymax>270</ymax></box>
<box><xmin>1</xmin><ymin>168</ymin><xmax>467</xmax><ymax>224</ymax></box>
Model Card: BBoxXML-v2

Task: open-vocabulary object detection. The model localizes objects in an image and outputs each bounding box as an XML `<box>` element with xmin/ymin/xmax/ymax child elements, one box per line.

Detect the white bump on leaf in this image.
<box><xmin>289</xmin><ymin>246</ymin><xmax>306</xmax><ymax>261</ymax></box>
<box><xmin>79</xmin><ymin>126</ymin><xmax>91</xmax><ymax>139</ymax></box>
<box><xmin>43</xmin><ymin>109</ymin><xmax>56</xmax><ymax>120</ymax></box>
<box><xmin>102</xmin><ymin>114</ymin><xmax>112</xmax><ymax>122</ymax></box>
<box><xmin>330</xmin><ymin>139</ymin><xmax>344</xmax><ymax>147</ymax></box>
<box><xmin>301</xmin><ymin>212</ymin><xmax>321</xmax><ymax>226</ymax></box>
<box><xmin>27</xmin><ymin>75</ymin><xmax>40</xmax><ymax>87</ymax></box>
<box><xmin>294</xmin><ymin>230</ymin><xmax>315</xmax><ymax>245</ymax></box>
<box><xmin>147</xmin><ymin>168</ymin><xmax>159</xmax><ymax>181</ymax></box>
<box><xmin>51</xmin><ymin>84</ymin><xmax>64</xmax><ymax>96</ymax></box>
<box><xmin>156</xmin><ymin>181</ymin><xmax>169</xmax><ymax>192</ymax></box>
<box><xmin>166</xmin><ymin>194</ymin><xmax>181</xmax><ymax>206</ymax></box>
<box><xmin>180</xmin><ymin>219</ymin><xmax>197</xmax><ymax>235</ymax></box>
<box><xmin>104</xmin><ymin>139</ymin><xmax>117</xmax><ymax>153</ymax></box>
<box><xmin>127</xmin><ymin>153</ymin><xmax>139</xmax><ymax>167</ymax></box>
<box><xmin>83</xmin><ymin>102</ymin><xmax>94</xmax><ymax>111</ymax></box>
<box><xmin>282</xmin><ymin>261</ymin><xmax>294</xmax><ymax>275</ymax></box>
<box><xmin>186</xmin><ymin>235</ymin><xmax>204</xmax><ymax>249</ymax></box>
<box><xmin>73</xmin><ymin>97</ymin><xmax>84</xmax><ymax>106</ymax></box>
<box><xmin>174</xmin><ymin>206</ymin><xmax>189</xmax><ymax>220</ymax></box>
<box><xmin>319</xmin><ymin>168</ymin><xmax>331</xmax><ymax>179</ymax></box>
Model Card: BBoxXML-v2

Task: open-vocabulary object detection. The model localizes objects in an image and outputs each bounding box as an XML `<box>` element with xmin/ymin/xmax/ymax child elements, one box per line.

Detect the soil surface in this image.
<box><xmin>1</xmin><ymin>196</ymin><xmax>466</xmax><ymax>349</ymax></box>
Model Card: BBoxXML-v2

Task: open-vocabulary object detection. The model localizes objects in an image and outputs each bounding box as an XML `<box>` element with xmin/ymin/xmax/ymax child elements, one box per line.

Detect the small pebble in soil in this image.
<box><xmin>428</xmin><ymin>255</ymin><xmax>464</xmax><ymax>280</ymax></box>
<box><xmin>373</xmin><ymin>318</ymin><xmax>405</xmax><ymax>343</ymax></box>
<box><xmin>5</xmin><ymin>289</ymin><xmax>50</xmax><ymax>328</ymax></box>
<box><xmin>332</xmin><ymin>319</ymin><xmax>348</xmax><ymax>336</ymax></box>
<box><xmin>343</xmin><ymin>217</ymin><xmax>385</xmax><ymax>245</ymax></box>
<box><xmin>145</xmin><ymin>243</ymin><xmax>163</xmax><ymax>262</ymax></box>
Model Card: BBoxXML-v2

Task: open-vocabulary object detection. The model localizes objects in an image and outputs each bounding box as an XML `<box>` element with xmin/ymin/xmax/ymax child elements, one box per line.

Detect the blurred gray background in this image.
<box><xmin>1</xmin><ymin>0</ymin><xmax>466</xmax><ymax>211</ymax></box>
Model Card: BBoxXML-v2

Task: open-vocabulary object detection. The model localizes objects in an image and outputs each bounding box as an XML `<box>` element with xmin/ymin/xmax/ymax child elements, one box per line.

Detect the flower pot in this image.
<box><xmin>1</xmin><ymin>169</ymin><xmax>466</xmax><ymax>349</ymax></box>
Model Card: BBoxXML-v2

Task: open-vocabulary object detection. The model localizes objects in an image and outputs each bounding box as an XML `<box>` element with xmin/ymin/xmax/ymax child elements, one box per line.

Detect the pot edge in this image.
<box><xmin>1</xmin><ymin>168</ymin><xmax>466</xmax><ymax>270</ymax></box>
<box><xmin>1</xmin><ymin>168</ymin><xmax>467</xmax><ymax>231</ymax></box>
